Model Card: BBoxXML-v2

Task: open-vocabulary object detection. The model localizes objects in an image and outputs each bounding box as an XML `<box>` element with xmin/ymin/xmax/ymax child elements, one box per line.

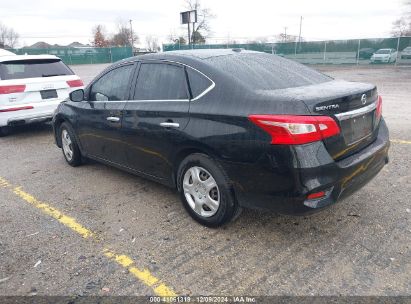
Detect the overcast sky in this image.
<box><xmin>0</xmin><ymin>0</ymin><xmax>406</xmax><ymax>47</ymax></box>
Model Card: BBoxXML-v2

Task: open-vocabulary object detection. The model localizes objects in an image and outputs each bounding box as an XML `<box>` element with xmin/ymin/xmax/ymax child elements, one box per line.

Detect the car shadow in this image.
<box><xmin>90</xmin><ymin>158</ymin><xmax>358</xmax><ymax>239</ymax></box>
<box><xmin>2</xmin><ymin>123</ymin><xmax>53</xmax><ymax>138</ymax></box>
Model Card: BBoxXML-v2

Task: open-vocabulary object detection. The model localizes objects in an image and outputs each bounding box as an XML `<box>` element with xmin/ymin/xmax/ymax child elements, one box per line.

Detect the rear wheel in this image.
<box><xmin>60</xmin><ymin>122</ymin><xmax>82</xmax><ymax>167</ymax></box>
<box><xmin>177</xmin><ymin>153</ymin><xmax>242</xmax><ymax>227</ymax></box>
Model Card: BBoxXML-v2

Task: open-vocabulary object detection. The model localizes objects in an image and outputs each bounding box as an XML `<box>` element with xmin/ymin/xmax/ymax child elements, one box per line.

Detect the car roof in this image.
<box><xmin>115</xmin><ymin>49</ymin><xmax>278</xmax><ymax>76</ymax></box>
<box><xmin>0</xmin><ymin>54</ymin><xmax>60</xmax><ymax>63</ymax></box>
<box><xmin>125</xmin><ymin>49</ymin><xmax>262</xmax><ymax>63</ymax></box>
<box><xmin>0</xmin><ymin>49</ymin><xmax>16</xmax><ymax>57</ymax></box>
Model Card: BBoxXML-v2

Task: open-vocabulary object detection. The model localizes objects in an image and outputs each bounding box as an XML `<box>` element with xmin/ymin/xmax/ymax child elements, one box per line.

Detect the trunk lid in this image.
<box><xmin>268</xmin><ymin>80</ymin><xmax>379</xmax><ymax>160</ymax></box>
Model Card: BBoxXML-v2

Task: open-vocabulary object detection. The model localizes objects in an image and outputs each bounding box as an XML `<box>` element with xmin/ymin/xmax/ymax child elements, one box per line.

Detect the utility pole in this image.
<box><xmin>284</xmin><ymin>27</ymin><xmax>288</xmax><ymax>42</ymax></box>
<box><xmin>129</xmin><ymin>19</ymin><xmax>134</xmax><ymax>50</ymax></box>
<box><xmin>192</xmin><ymin>21</ymin><xmax>195</xmax><ymax>47</ymax></box>
<box><xmin>180</xmin><ymin>10</ymin><xmax>196</xmax><ymax>48</ymax></box>
<box><xmin>295</xmin><ymin>16</ymin><xmax>303</xmax><ymax>56</ymax></box>
<box><xmin>187</xmin><ymin>22</ymin><xmax>191</xmax><ymax>46</ymax></box>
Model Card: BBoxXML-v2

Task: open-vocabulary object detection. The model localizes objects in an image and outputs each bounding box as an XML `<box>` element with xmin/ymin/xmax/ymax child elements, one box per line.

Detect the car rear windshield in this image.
<box><xmin>0</xmin><ymin>59</ymin><xmax>74</xmax><ymax>80</ymax></box>
<box><xmin>375</xmin><ymin>49</ymin><xmax>390</xmax><ymax>54</ymax></box>
<box><xmin>205</xmin><ymin>53</ymin><xmax>332</xmax><ymax>90</ymax></box>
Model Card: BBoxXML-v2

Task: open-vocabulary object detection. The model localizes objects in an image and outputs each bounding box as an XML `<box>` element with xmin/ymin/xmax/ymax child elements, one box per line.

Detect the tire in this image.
<box><xmin>0</xmin><ymin>126</ymin><xmax>11</xmax><ymax>137</ymax></box>
<box><xmin>177</xmin><ymin>153</ymin><xmax>242</xmax><ymax>227</ymax></box>
<box><xmin>59</xmin><ymin>122</ymin><xmax>82</xmax><ymax>167</ymax></box>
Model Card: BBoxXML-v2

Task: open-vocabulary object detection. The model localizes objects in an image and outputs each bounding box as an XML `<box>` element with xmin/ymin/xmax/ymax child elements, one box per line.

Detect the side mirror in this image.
<box><xmin>69</xmin><ymin>89</ymin><xmax>85</xmax><ymax>102</ymax></box>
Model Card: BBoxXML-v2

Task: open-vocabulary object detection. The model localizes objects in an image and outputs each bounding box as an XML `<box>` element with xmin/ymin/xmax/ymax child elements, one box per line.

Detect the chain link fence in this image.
<box><xmin>163</xmin><ymin>37</ymin><xmax>411</xmax><ymax>66</ymax></box>
<box><xmin>8</xmin><ymin>47</ymin><xmax>133</xmax><ymax>65</ymax></box>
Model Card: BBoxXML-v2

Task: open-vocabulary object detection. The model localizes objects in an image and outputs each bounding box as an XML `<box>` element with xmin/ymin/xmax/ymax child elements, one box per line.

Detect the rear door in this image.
<box><xmin>0</xmin><ymin>58</ymin><xmax>80</xmax><ymax>106</ymax></box>
<box><xmin>74</xmin><ymin>63</ymin><xmax>135</xmax><ymax>164</ymax></box>
<box><xmin>122</xmin><ymin>61</ymin><xmax>190</xmax><ymax>180</ymax></box>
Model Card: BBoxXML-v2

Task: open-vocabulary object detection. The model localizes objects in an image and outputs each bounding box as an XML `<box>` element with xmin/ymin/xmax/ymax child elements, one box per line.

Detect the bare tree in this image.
<box><xmin>391</xmin><ymin>1</ymin><xmax>411</xmax><ymax>36</ymax></box>
<box><xmin>391</xmin><ymin>17</ymin><xmax>411</xmax><ymax>36</ymax></box>
<box><xmin>0</xmin><ymin>24</ymin><xmax>7</xmax><ymax>48</ymax></box>
<box><xmin>0</xmin><ymin>23</ymin><xmax>19</xmax><ymax>48</ymax></box>
<box><xmin>111</xmin><ymin>20</ymin><xmax>139</xmax><ymax>47</ymax></box>
<box><xmin>146</xmin><ymin>35</ymin><xmax>160</xmax><ymax>52</ymax></box>
<box><xmin>92</xmin><ymin>24</ymin><xmax>109</xmax><ymax>47</ymax></box>
<box><xmin>168</xmin><ymin>33</ymin><xmax>187</xmax><ymax>45</ymax></box>
<box><xmin>185</xmin><ymin>0</ymin><xmax>215</xmax><ymax>44</ymax></box>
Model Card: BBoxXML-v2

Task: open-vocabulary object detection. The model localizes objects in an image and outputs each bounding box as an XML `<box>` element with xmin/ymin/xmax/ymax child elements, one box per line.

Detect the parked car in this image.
<box><xmin>53</xmin><ymin>50</ymin><xmax>389</xmax><ymax>227</ymax></box>
<box><xmin>400</xmin><ymin>46</ymin><xmax>411</xmax><ymax>59</ymax></box>
<box><xmin>0</xmin><ymin>49</ymin><xmax>16</xmax><ymax>57</ymax></box>
<box><xmin>370</xmin><ymin>48</ymin><xmax>397</xmax><ymax>63</ymax></box>
<box><xmin>0</xmin><ymin>54</ymin><xmax>83</xmax><ymax>136</ymax></box>
<box><xmin>357</xmin><ymin>48</ymin><xmax>375</xmax><ymax>59</ymax></box>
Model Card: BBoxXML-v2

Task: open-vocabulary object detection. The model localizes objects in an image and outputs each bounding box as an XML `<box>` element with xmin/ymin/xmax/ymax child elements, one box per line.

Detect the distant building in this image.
<box><xmin>25</xmin><ymin>41</ymin><xmax>91</xmax><ymax>49</ymax></box>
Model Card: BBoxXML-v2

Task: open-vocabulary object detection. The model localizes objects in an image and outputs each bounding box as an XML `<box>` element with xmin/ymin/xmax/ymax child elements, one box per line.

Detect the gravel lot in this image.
<box><xmin>0</xmin><ymin>64</ymin><xmax>410</xmax><ymax>297</ymax></box>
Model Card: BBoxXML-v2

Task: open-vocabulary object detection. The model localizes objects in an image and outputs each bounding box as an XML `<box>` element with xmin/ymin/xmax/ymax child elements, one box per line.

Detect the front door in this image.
<box><xmin>75</xmin><ymin>63</ymin><xmax>135</xmax><ymax>165</ymax></box>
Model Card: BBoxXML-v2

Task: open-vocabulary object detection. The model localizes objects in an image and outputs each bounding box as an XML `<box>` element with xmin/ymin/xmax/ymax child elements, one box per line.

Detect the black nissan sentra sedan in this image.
<box><xmin>52</xmin><ymin>49</ymin><xmax>390</xmax><ymax>227</ymax></box>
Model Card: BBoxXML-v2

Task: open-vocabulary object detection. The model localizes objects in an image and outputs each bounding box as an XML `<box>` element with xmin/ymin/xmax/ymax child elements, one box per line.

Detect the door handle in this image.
<box><xmin>160</xmin><ymin>122</ymin><xmax>180</xmax><ymax>128</ymax></box>
<box><xmin>106</xmin><ymin>116</ymin><xmax>120</xmax><ymax>122</ymax></box>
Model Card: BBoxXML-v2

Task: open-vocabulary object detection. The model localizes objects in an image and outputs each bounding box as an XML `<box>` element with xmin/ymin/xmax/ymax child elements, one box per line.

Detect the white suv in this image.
<box><xmin>0</xmin><ymin>54</ymin><xmax>83</xmax><ymax>136</ymax></box>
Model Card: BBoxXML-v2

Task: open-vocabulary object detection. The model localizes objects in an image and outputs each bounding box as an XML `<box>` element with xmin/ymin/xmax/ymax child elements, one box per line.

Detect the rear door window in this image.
<box><xmin>134</xmin><ymin>63</ymin><xmax>188</xmax><ymax>100</ymax></box>
<box><xmin>0</xmin><ymin>59</ymin><xmax>73</xmax><ymax>80</ymax></box>
<box><xmin>89</xmin><ymin>64</ymin><xmax>134</xmax><ymax>101</ymax></box>
<box><xmin>186</xmin><ymin>68</ymin><xmax>213</xmax><ymax>99</ymax></box>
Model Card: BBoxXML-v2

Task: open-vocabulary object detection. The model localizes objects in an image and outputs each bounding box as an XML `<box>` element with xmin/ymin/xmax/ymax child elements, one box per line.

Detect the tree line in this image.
<box><xmin>0</xmin><ymin>22</ymin><xmax>19</xmax><ymax>48</ymax></box>
<box><xmin>2</xmin><ymin>0</ymin><xmax>410</xmax><ymax>51</ymax></box>
<box><xmin>391</xmin><ymin>1</ymin><xmax>411</xmax><ymax>36</ymax></box>
<box><xmin>92</xmin><ymin>1</ymin><xmax>213</xmax><ymax>51</ymax></box>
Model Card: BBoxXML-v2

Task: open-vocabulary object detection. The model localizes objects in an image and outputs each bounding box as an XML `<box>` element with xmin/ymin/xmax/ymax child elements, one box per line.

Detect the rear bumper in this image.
<box><xmin>223</xmin><ymin>119</ymin><xmax>390</xmax><ymax>214</ymax></box>
<box><xmin>0</xmin><ymin>100</ymin><xmax>62</xmax><ymax>127</ymax></box>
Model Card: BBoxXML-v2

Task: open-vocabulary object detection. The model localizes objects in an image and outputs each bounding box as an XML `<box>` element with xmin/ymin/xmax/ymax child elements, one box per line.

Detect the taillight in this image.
<box><xmin>67</xmin><ymin>79</ymin><xmax>84</xmax><ymax>87</ymax></box>
<box><xmin>0</xmin><ymin>85</ymin><xmax>26</xmax><ymax>94</ymax></box>
<box><xmin>375</xmin><ymin>95</ymin><xmax>382</xmax><ymax>121</ymax></box>
<box><xmin>307</xmin><ymin>191</ymin><xmax>326</xmax><ymax>200</ymax></box>
<box><xmin>0</xmin><ymin>106</ymin><xmax>33</xmax><ymax>113</ymax></box>
<box><xmin>248</xmin><ymin>114</ymin><xmax>340</xmax><ymax>145</ymax></box>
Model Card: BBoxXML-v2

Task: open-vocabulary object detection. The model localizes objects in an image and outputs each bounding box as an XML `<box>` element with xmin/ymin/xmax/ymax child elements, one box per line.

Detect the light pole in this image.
<box><xmin>298</xmin><ymin>16</ymin><xmax>303</xmax><ymax>45</ymax></box>
<box><xmin>129</xmin><ymin>19</ymin><xmax>134</xmax><ymax>51</ymax></box>
<box><xmin>180</xmin><ymin>10</ymin><xmax>197</xmax><ymax>48</ymax></box>
<box><xmin>294</xmin><ymin>16</ymin><xmax>303</xmax><ymax>56</ymax></box>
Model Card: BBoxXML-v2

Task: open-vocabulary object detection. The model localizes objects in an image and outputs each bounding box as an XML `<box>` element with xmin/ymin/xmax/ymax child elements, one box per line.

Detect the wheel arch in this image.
<box><xmin>53</xmin><ymin>114</ymin><xmax>67</xmax><ymax>147</ymax></box>
<box><xmin>172</xmin><ymin>145</ymin><xmax>220</xmax><ymax>191</ymax></box>
<box><xmin>54</xmin><ymin>117</ymin><xmax>85</xmax><ymax>155</ymax></box>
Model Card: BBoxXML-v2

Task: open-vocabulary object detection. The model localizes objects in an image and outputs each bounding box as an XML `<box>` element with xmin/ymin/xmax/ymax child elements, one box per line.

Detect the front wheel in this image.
<box><xmin>177</xmin><ymin>153</ymin><xmax>242</xmax><ymax>227</ymax></box>
<box><xmin>59</xmin><ymin>122</ymin><xmax>82</xmax><ymax>167</ymax></box>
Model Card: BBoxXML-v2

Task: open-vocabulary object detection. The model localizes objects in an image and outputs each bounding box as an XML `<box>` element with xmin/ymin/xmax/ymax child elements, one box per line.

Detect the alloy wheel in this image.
<box><xmin>61</xmin><ymin>129</ymin><xmax>74</xmax><ymax>161</ymax></box>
